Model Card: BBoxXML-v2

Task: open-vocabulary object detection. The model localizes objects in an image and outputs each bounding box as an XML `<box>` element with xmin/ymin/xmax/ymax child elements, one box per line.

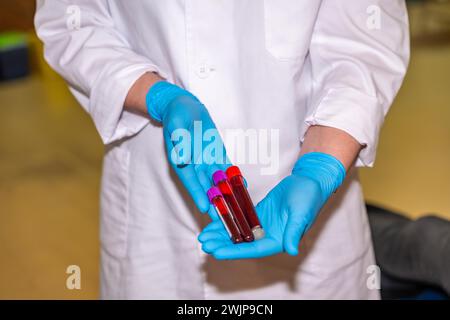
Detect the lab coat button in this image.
<box><xmin>196</xmin><ymin>62</ymin><xmax>212</xmax><ymax>79</ymax></box>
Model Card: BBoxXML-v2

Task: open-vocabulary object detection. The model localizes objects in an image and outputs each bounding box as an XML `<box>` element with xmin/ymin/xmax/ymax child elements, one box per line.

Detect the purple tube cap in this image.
<box><xmin>207</xmin><ymin>187</ymin><xmax>222</xmax><ymax>203</ymax></box>
<box><xmin>212</xmin><ymin>170</ymin><xmax>228</xmax><ymax>185</ymax></box>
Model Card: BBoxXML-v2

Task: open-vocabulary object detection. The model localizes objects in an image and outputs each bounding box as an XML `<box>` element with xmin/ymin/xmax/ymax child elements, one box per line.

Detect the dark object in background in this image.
<box><xmin>0</xmin><ymin>32</ymin><xmax>29</xmax><ymax>81</ymax></box>
<box><xmin>367</xmin><ymin>204</ymin><xmax>450</xmax><ymax>300</ymax></box>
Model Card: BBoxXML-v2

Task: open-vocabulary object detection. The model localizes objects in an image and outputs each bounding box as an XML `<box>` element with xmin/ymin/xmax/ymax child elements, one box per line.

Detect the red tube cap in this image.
<box><xmin>226</xmin><ymin>166</ymin><xmax>242</xmax><ymax>179</ymax></box>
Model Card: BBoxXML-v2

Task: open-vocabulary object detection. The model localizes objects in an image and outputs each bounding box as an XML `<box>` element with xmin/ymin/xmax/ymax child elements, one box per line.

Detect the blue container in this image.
<box><xmin>0</xmin><ymin>32</ymin><xmax>30</xmax><ymax>81</ymax></box>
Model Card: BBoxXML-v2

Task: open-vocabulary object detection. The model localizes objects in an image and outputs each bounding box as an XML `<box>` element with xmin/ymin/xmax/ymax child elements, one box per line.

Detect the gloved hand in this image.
<box><xmin>146</xmin><ymin>81</ymin><xmax>230</xmax><ymax>215</ymax></box>
<box><xmin>198</xmin><ymin>152</ymin><xmax>346</xmax><ymax>258</ymax></box>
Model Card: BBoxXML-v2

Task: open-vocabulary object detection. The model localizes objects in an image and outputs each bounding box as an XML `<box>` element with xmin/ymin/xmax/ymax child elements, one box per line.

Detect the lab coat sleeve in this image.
<box><xmin>34</xmin><ymin>0</ymin><xmax>163</xmax><ymax>144</ymax></box>
<box><xmin>304</xmin><ymin>0</ymin><xmax>410</xmax><ymax>166</ymax></box>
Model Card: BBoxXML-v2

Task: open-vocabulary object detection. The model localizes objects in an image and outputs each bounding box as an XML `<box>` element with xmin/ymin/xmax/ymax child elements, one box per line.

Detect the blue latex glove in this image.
<box><xmin>146</xmin><ymin>81</ymin><xmax>230</xmax><ymax>215</ymax></box>
<box><xmin>198</xmin><ymin>152</ymin><xmax>346</xmax><ymax>258</ymax></box>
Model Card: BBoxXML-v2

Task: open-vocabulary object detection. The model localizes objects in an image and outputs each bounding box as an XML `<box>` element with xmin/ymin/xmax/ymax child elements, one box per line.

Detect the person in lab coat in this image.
<box><xmin>35</xmin><ymin>1</ymin><xmax>409</xmax><ymax>299</ymax></box>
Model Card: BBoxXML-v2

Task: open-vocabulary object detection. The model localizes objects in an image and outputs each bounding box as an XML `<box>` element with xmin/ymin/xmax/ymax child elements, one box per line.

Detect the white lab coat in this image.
<box><xmin>35</xmin><ymin>0</ymin><xmax>409</xmax><ymax>299</ymax></box>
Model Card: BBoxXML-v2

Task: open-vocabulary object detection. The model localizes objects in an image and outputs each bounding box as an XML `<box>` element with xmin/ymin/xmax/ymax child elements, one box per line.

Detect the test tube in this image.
<box><xmin>207</xmin><ymin>187</ymin><xmax>243</xmax><ymax>244</ymax></box>
<box><xmin>225</xmin><ymin>166</ymin><xmax>265</xmax><ymax>240</ymax></box>
<box><xmin>213</xmin><ymin>170</ymin><xmax>254</xmax><ymax>242</ymax></box>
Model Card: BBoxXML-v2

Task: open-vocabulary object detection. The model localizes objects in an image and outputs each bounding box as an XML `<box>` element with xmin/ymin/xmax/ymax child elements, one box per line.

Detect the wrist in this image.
<box><xmin>292</xmin><ymin>152</ymin><xmax>346</xmax><ymax>199</ymax></box>
<box><xmin>124</xmin><ymin>72</ymin><xmax>162</xmax><ymax>114</ymax></box>
<box><xmin>145</xmin><ymin>81</ymin><xmax>198</xmax><ymax>122</ymax></box>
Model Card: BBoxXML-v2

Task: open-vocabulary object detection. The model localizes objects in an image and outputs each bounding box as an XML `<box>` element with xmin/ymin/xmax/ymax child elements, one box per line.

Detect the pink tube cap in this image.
<box><xmin>212</xmin><ymin>170</ymin><xmax>227</xmax><ymax>185</ymax></box>
<box><xmin>207</xmin><ymin>187</ymin><xmax>222</xmax><ymax>203</ymax></box>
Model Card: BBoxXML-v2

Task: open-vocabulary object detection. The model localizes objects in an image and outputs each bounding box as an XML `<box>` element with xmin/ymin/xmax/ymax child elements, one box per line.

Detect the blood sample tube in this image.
<box><xmin>207</xmin><ymin>187</ymin><xmax>243</xmax><ymax>244</ymax></box>
<box><xmin>225</xmin><ymin>166</ymin><xmax>265</xmax><ymax>240</ymax></box>
<box><xmin>212</xmin><ymin>170</ymin><xmax>254</xmax><ymax>242</ymax></box>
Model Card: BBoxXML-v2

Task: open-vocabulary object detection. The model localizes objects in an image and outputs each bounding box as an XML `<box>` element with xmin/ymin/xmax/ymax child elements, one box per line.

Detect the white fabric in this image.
<box><xmin>35</xmin><ymin>0</ymin><xmax>409</xmax><ymax>299</ymax></box>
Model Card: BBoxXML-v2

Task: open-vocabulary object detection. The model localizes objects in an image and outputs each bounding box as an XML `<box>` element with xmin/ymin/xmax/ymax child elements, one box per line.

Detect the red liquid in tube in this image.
<box><xmin>207</xmin><ymin>187</ymin><xmax>243</xmax><ymax>244</ymax></box>
<box><xmin>213</xmin><ymin>171</ymin><xmax>254</xmax><ymax>242</ymax></box>
<box><xmin>226</xmin><ymin>166</ymin><xmax>265</xmax><ymax>240</ymax></box>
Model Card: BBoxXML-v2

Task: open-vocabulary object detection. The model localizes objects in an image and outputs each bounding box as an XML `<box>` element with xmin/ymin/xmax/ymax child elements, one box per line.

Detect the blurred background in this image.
<box><xmin>0</xmin><ymin>1</ymin><xmax>449</xmax><ymax>299</ymax></box>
